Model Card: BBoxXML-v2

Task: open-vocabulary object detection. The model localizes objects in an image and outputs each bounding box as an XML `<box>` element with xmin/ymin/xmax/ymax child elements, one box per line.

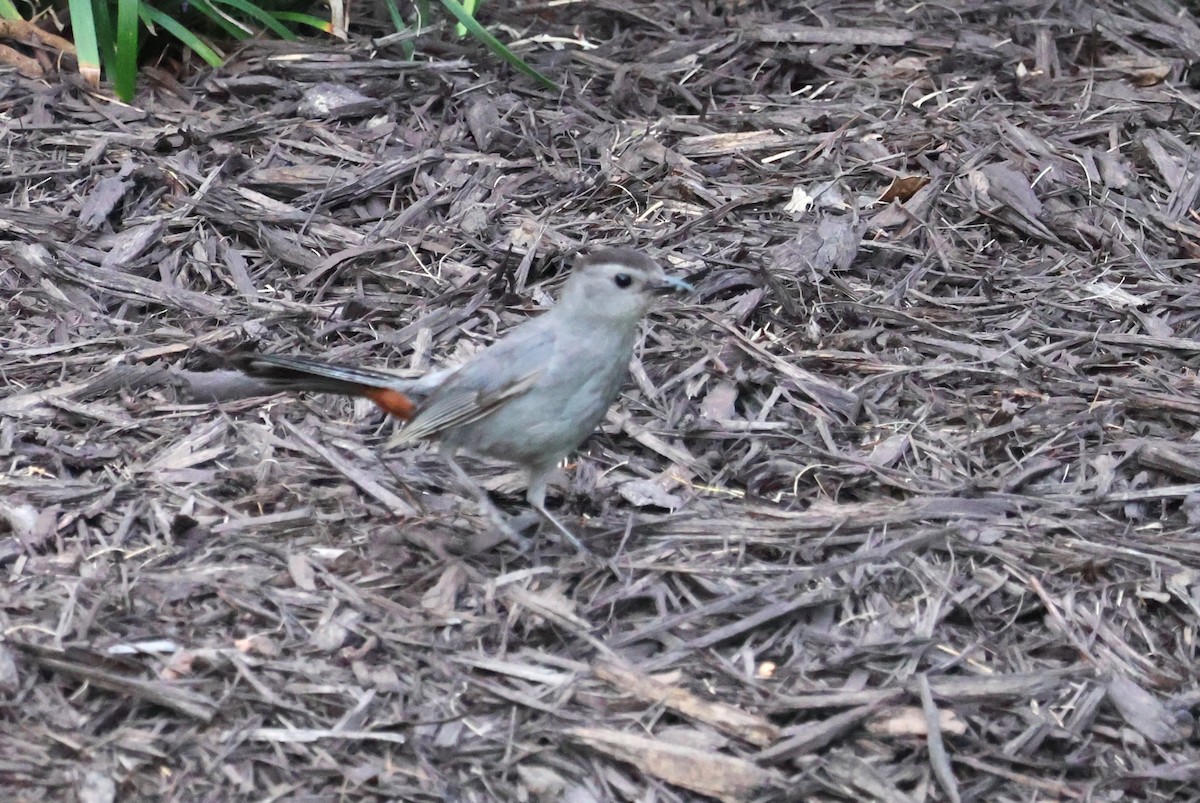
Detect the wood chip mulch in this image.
<box><xmin>3</xmin><ymin>1</ymin><xmax>1200</xmax><ymax>800</ymax></box>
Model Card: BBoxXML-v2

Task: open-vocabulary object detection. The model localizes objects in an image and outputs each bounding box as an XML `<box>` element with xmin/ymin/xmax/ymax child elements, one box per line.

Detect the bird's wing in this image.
<box><xmin>388</xmin><ymin>323</ymin><xmax>556</xmax><ymax>445</ymax></box>
<box><xmin>388</xmin><ymin>369</ymin><xmax>541</xmax><ymax>445</ymax></box>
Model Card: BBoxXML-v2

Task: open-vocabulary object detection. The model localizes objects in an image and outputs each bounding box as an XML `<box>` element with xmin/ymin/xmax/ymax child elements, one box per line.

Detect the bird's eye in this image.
<box><xmin>613</xmin><ymin>273</ymin><xmax>633</xmax><ymax>289</ymax></box>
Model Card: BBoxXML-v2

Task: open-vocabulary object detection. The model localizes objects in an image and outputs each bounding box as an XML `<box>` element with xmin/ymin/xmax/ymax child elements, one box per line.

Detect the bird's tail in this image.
<box><xmin>231</xmin><ymin>353</ymin><xmax>419</xmax><ymax>420</ymax></box>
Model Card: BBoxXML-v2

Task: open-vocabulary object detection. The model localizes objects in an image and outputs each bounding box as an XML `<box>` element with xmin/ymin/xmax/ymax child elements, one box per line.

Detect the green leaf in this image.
<box><xmin>67</xmin><ymin>0</ymin><xmax>102</xmax><ymax>87</ymax></box>
<box><xmin>381</xmin><ymin>0</ymin><xmax>419</xmax><ymax>58</ymax></box>
<box><xmin>211</xmin><ymin>0</ymin><xmax>296</xmax><ymax>40</ymax></box>
<box><xmin>381</xmin><ymin>0</ymin><xmax>415</xmax><ymax>57</ymax></box>
<box><xmin>454</xmin><ymin>0</ymin><xmax>476</xmax><ymax>38</ymax></box>
<box><xmin>91</xmin><ymin>0</ymin><xmax>118</xmax><ymax>68</ymax></box>
<box><xmin>382</xmin><ymin>0</ymin><xmax>406</xmax><ymax>31</ymax></box>
<box><xmin>414</xmin><ymin>0</ymin><xmax>431</xmax><ymax>29</ymax></box>
<box><xmin>0</xmin><ymin>0</ymin><xmax>23</xmax><ymax>21</ymax></box>
<box><xmin>113</xmin><ymin>0</ymin><xmax>140</xmax><ymax>101</ymax></box>
<box><xmin>272</xmin><ymin>11</ymin><xmax>333</xmax><ymax>34</ymax></box>
<box><xmin>139</xmin><ymin>4</ymin><xmax>224</xmax><ymax>67</ymax></box>
<box><xmin>183</xmin><ymin>0</ymin><xmax>254</xmax><ymax>40</ymax></box>
<box><xmin>435</xmin><ymin>0</ymin><xmax>557</xmax><ymax>90</ymax></box>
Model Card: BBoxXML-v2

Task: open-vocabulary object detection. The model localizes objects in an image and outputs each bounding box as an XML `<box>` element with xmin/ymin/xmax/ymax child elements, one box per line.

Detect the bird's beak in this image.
<box><xmin>653</xmin><ymin>275</ymin><xmax>694</xmax><ymax>294</ymax></box>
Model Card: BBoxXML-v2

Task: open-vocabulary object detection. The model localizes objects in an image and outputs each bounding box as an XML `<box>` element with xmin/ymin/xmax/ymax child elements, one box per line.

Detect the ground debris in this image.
<box><xmin>3</xmin><ymin>0</ymin><xmax>1200</xmax><ymax>800</ymax></box>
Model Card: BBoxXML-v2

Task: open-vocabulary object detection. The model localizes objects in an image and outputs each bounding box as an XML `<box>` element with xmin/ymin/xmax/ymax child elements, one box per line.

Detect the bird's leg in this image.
<box><xmin>525</xmin><ymin>469</ymin><xmax>589</xmax><ymax>554</ymax></box>
<box><xmin>440</xmin><ymin>451</ymin><xmax>529</xmax><ymax>550</ymax></box>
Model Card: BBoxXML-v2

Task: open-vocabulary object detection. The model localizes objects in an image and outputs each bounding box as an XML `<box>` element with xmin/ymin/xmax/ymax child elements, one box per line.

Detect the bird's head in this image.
<box><xmin>557</xmin><ymin>248</ymin><xmax>692</xmax><ymax>328</ymax></box>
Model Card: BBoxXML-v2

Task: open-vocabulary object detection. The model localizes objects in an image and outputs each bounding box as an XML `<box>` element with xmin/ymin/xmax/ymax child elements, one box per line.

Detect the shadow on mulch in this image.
<box><xmin>3</xmin><ymin>1</ymin><xmax>1200</xmax><ymax>800</ymax></box>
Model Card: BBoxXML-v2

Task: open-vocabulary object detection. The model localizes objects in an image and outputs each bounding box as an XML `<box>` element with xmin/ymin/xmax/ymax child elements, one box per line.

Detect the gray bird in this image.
<box><xmin>235</xmin><ymin>248</ymin><xmax>691</xmax><ymax>550</ymax></box>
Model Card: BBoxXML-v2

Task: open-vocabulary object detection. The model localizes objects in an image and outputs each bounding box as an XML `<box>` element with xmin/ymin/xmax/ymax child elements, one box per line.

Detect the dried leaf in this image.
<box><xmin>421</xmin><ymin>563</ymin><xmax>468</xmax><ymax>616</ymax></box>
<box><xmin>865</xmin><ymin>705</ymin><xmax>967</xmax><ymax>737</ymax></box>
<box><xmin>617</xmin><ymin>478</ymin><xmax>685</xmax><ymax>510</ymax></box>
<box><xmin>1106</xmin><ymin>675</ymin><xmax>1193</xmax><ymax>744</ymax></box>
<box><xmin>568</xmin><ymin>727</ymin><xmax>779</xmax><ymax>803</ymax></box>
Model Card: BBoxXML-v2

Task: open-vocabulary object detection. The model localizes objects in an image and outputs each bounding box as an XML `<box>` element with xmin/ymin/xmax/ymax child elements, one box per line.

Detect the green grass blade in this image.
<box><xmin>139</xmin><ymin>4</ymin><xmax>224</xmax><ymax>67</ymax></box>
<box><xmin>91</xmin><ymin>0</ymin><xmax>117</xmax><ymax>68</ymax></box>
<box><xmin>272</xmin><ymin>12</ymin><xmax>333</xmax><ymax>34</ymax></box>
<box><xmin>435</xmin><ymin>0</ymin><xmax>557</xmax><ymax>90</ymax></box>
<box><xmin>0</xmin><ymin>0</ymin><xmax>22</xmax><ymax>21</ymax></box>
<box><xmin>67</xmin><ymin>0</ymin><xmax>102</xmax><ymax>87</ymax></box>
<box><xmin>183</xmin><ymin>0</ymin><xmax>253</xmax><ymax>40</ymax></box>
<box><xmin>187</xmin><ymin>0</ymin><xmax>244</xmax><ymax>38</ymax></box>
<box><xmin>381</xmin><ymin>0</ymin><xmax>416</xmax><ymax>58</ymax></box>
<box><xmin>211</xmin><ymin>0</ymin><xmax>296</xmax><ymax>39</ymax></box>
<box><xmin>113</xmin><ymin>0</ymin><xmax>139</xmax><ymax>100</ymax></box>
<box><xmin>382</xmin><ymin>0</ymin><xmax>406</xmax><ymax>31</ymax></box>
<box><xmin>454</xmin><ymin>0</ymin><xmax>476</xmax><ymax>38</ymax></box>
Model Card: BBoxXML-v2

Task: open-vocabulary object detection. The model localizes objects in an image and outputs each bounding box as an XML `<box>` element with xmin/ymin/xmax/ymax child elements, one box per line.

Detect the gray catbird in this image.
<box><xmin>235</xmin><ymin>248</ymin><xmax>691</xmax><ymax>549</ymax></box>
